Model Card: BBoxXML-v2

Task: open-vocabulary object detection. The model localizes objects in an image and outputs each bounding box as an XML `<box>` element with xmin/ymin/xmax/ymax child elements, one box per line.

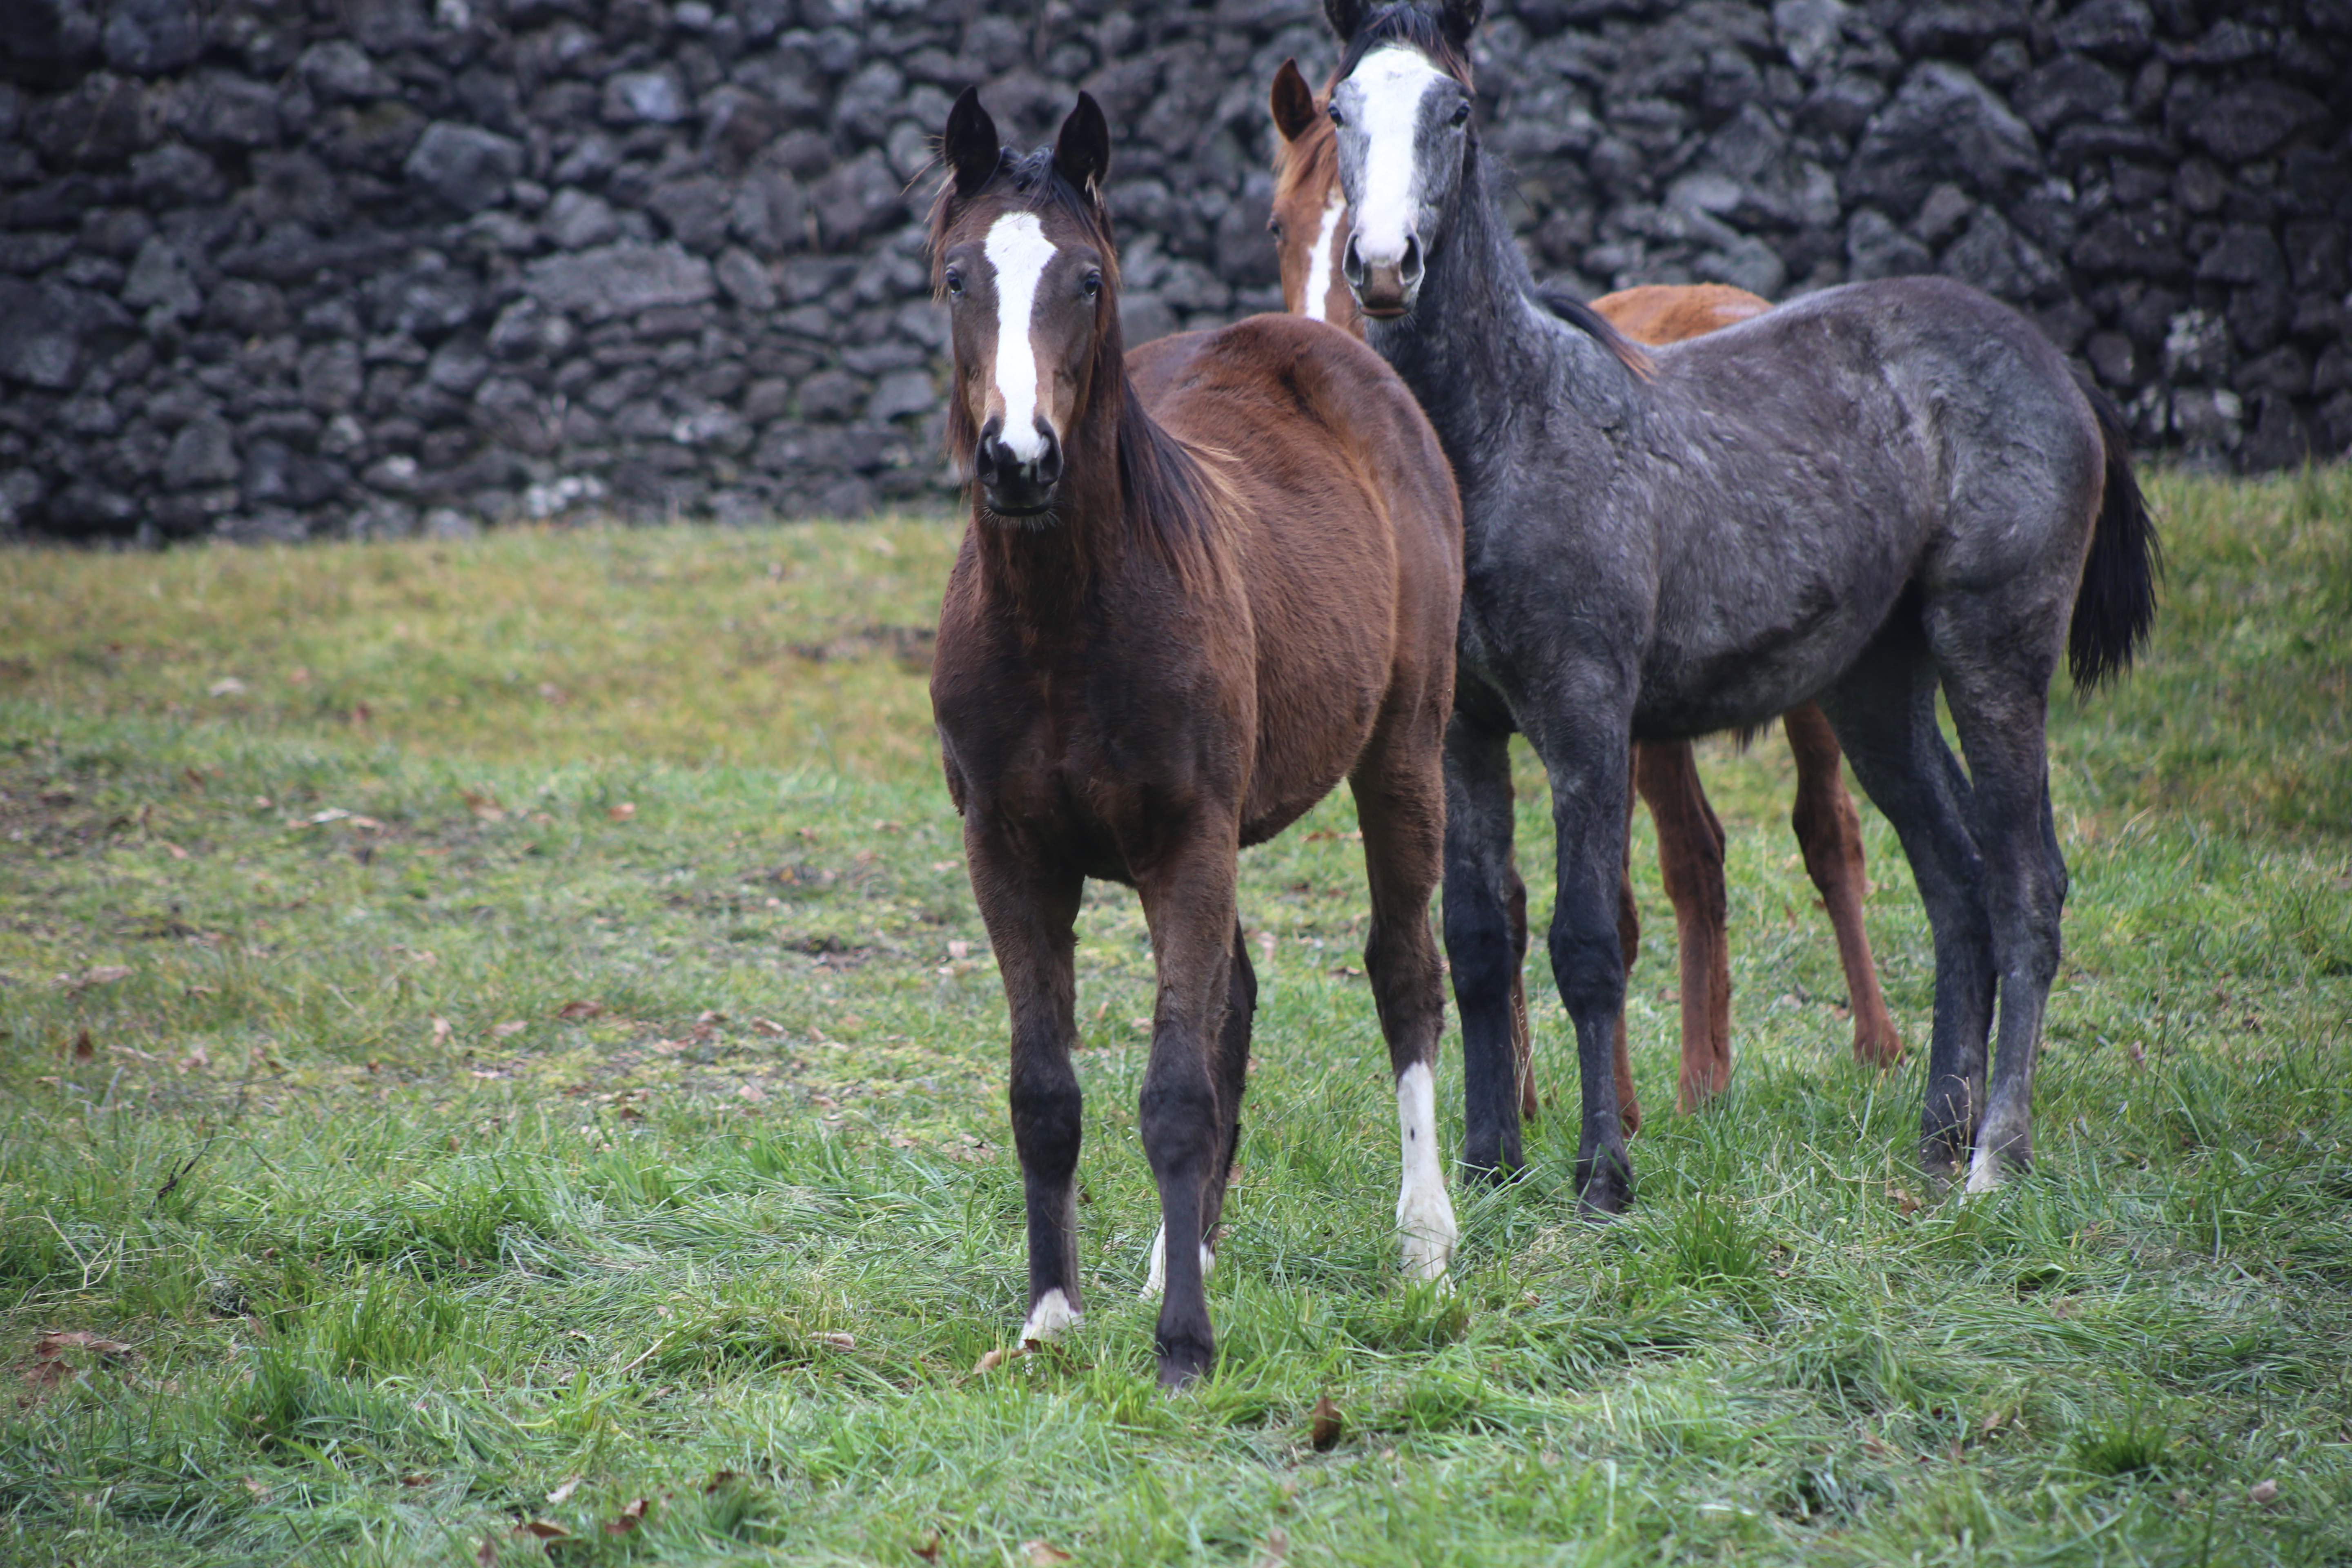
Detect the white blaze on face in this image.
<box><xmin>1347</xmin><ymin>47</ymin><xmax>1446</xmax><ymax>271</ymax></box>
<box><xmin>1394</xmin><ymin>1060</ymin><xmax>1457</xmax><ymax>1282</ymax></box>
<box><xmin>1303</xmin><ymin>188</ymin><xmax>1347</xmax><ymax>323</ymax></box>
<box><xmin>982</xmin><ymin>211</ymin><xmax>1059</xmax><ymax>461</ymax></box>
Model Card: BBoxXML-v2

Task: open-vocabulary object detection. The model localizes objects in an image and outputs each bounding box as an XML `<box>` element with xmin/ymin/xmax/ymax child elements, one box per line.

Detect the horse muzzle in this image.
<box><xmin>1343</xmin><ymin>231</ymin><xmax>1422</xmax><ymax>319</ymax></box>
<box><xmin>974</xmin><ymin>415</ymin><xmax>1063</xmax><ymax>518</ymax></box>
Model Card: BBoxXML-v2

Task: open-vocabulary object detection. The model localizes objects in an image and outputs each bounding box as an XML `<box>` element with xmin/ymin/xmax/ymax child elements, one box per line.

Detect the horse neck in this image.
<box><xmin>1366</xmin><ymin>147</ymin><xmax>1635</xmax><ymax>503</ymax></box>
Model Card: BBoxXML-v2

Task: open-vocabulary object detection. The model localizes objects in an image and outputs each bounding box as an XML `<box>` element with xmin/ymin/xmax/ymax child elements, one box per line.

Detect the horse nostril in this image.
<box><xmin>1341</xmin><ymin>234</ymin><xmax>1366</xmax><ymax>287</ymax></box>
<box><xmin>1400</xmin><ymin>234</ymin><xmax>1423</xmax><ymax>285</ymax></box>
<box><xmin>1033</xmin><ymin>428</ymin><xmax>1062</xmax><ymax>485</ymax></box>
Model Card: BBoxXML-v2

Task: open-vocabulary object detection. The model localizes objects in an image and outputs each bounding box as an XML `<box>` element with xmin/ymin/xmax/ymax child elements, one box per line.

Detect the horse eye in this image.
<box><xmin>1327</xmin><ymin>105</ymin><xmax>1345</xmax><ymax>127</ymax></box>
<box><xmin>1449</xmin><ymin>102</ymin><xmax>1469</xmax><ymax>126</ymax></box>
<box><xmin>1268</xmin><ymin>218</ymin><xmax>1285</xmax><ymax>239</ymax></box>
<box><xmin>1081</xmin><ymin>271</ymin><xmax>1101</xmax><ymax>299</ymax></box>
<box><xmin>945</xmin><ymin>268</ymin><xmax>963</xmax><ymax>296</ymax></box>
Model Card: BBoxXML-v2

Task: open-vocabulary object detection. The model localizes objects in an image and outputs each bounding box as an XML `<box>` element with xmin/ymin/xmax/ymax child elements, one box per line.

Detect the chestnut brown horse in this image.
<box><xmin>928</xmin><ymin>89</ymin><xmax>1464</xmax><ymax>1388</ymax></box>
<box><xmin>1270</xmin><ymin>58</ymin><xmax>1905</xmax><ymax>1133</ymax></box>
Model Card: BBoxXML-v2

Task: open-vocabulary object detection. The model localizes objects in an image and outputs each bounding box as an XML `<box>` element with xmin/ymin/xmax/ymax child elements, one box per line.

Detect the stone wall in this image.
<box><xmin>0</xmin><ymin>0</ymin><xmax>2345</xmax><ymax>545</ymax></box>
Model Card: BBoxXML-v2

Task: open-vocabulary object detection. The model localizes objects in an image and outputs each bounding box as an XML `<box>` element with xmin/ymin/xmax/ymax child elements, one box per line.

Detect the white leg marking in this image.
<box><xmin>982</xmin><ymin>212</ymin><xmax>1058</xmax><ymax>462</ymax></box>
<box><xmin>1302</xmin><ymin>193</ymin><xmax>1346</xmax><ymax>324</ymax></box>
<box><xmin>1343</xmin><ymin>48</ymin><xmax>1444</xmax><ymax>270</ymax></box>
<box><xmin>1138</xmin><ymin>1225</ymin><xmax>1215</xmax><ymax>1300</ymax></box>
<box><xmin>1394</xmin><ymin>1061</ymin><xmax>1458</xmax><ymax>1282</ymax></box>
<box><xmin>1964</xmin><ymin>1143</ymin><xmax>2003</xmax><ymax>1195</ymax></box>
<box><xmin>1019</xmin><ymin>1287</ymin><xmax>1080</xmax><ymax>1345</ymax></box>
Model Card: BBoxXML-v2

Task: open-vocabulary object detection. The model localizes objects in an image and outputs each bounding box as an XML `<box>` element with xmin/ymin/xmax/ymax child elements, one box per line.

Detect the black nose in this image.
<box><xmin>973</xmin><ymin>414</ymin><xmax>1061</xmax><ymax>511</ymax></box>
<box><xmin>976</xmin><ymin>420</ymin><xmax>1059</xmax><ymax>481</ymax></box>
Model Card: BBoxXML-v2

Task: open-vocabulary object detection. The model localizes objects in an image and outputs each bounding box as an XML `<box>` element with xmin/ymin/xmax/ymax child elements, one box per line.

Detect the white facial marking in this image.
<box><xmin>1138</xmin><ymin>1225</ymin><xmax>1216</xmax><ymax>1300</ymax></box>
<box><xmin>983</xmin><ymin>212</ymin><xmax>1058</xmax><ymax>462</ymax></box>
<box><xmin>1348</xmin><ymin>47</ymin><xmax>1446</xmax><ymax>270</ymax></box>
<box><xmin>1303</xmin><ymin>190</ymin><xmax>1346</xmax><ymax>323</ymax></box>
<box><xmin>1019</xmin><ymin>1287</ymin><xmax>1080</xmax><ymax>1345</ymax></box>
<box><xmin>1394</xmin><ymin>1061</ymin><xmax>1458</xmax><ymax>1282</ymax></box>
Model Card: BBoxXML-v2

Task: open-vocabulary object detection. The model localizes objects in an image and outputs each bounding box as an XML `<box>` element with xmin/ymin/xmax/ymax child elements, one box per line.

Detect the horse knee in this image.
<box><xmin>1009</xmin><ymin>1067</ymin><xmax>1083</xmax><ymax>1178</ymax></box>
<box><xmin>1548</xmin><ymin>926</ymin><xmax>1626</xmax><ymax>1018</ymax></box>
<box><xmin>1138</xmin><ymin>1077</ymin><xmax>1220</xmax><ymax>1174</ymax></box>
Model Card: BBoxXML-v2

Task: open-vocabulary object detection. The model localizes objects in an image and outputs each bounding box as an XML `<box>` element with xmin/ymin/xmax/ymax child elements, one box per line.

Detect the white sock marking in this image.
<box><xmin>1019</xmin><ymin>1287</ymin><xmax>1080</xmax><ymax>1345</ymax></box>
<box><xmin>983</xmin><ymin>212</ymin><xmax>1058</xmax><ymax>462</ymax></box>
<box><xmin>1343</xmin><ymin>48</ymin><xmax>1444</xmax><ymax>273</ymax></box>
<box><xmin>1138</xmin><ymin>1225</ymin><xmax>1215</xmax><ymax>1300</ymax></box>
<box><xmin>1394</xmin><ymin>1061</ymin><xmax>1458</xmax><ymax>1282</ymax></box>
<box><xmin>1303</xmin><ymin>192</ymin><xmax>1346</xmax><ymax>323</ymax></box>
<box><xmin>1964</xmin><ymin>1143</ymin><xmax>2003</xmax><ymax>1195</ymax></box>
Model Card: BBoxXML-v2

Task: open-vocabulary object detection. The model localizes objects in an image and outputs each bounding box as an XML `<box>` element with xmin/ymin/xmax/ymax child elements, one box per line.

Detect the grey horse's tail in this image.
<box><xmin>2067</xmin><ymin>368</ymin><xmax>2160</xmax><ymax>692</ymax></box>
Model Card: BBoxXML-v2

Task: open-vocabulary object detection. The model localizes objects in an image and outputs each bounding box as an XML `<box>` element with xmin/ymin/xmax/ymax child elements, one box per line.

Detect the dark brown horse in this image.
<box><xmin>927</xmin><ymin>89</ymin><xmax>1465</xmax><ymax>1388</ymax></box>
<box><xmin>1270</xmin><ymin>60</ymin><xmax>1904</xmax><ymax>1133</ymax></box>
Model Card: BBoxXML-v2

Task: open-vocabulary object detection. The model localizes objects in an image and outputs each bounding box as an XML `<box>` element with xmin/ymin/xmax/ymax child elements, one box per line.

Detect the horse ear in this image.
<box><xmin>1053</xmin><ymin>91</ymin><xmax>1111</xmax><ymax>203</ymax></box>
<box><xmin>943</xmin><ymin>87</ymin><xmax>1001</xmax><ymax>199</ymax></box>
<box><xmin>1323</xmin><ymin>0</ymin><xmax>1371</xmax><ymax>41</ymax></box>
<box><xmin>1270</xmin><ymin>58</ymin><xmax>1319</xmax><ymax>144</ymax></box>
<box><xmin>1439</xmin><ymin>0</ymin><xmax>1485</xmax><ymax>50</ymax></box>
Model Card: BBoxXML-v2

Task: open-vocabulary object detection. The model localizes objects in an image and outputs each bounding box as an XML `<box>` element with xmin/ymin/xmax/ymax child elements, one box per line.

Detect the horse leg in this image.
<box><xmin>1133</xmin><ymin>837</ymin><xmax>1245</xmax><ymax>1388</ymax></box>
<box><xmin>1507</xmin><ymin>862</ymin><xmax>1538</xmax><ymax>1124</ymax></box>
<box><xmin>963</xmin><ymin>825</ymin><xmax>1087</xmax><ymax>1348</ymax></box>
<box><xmin>1784</xmin><ymin>702</ymin><xmax>1905</xmax><ymax>1066</ymax></box>
<box><xmin>1610</xmin><ymin>756</ymin><xmax>1644</xmax><ymax>1135</ymax></box>
<box><xmin>1140</xmin><ymin>920</ymin><xmax>1255</xmax><ymax>1301</ymax></box>
<box><xmin>1523</xmin><ymin>712</ymin><xmax>1636</xmax><ymax>1216</ymax></box>
<box><xmin>1352</xmin><ymin>724</ymin><xmax>1458</xmax><ymax>1283</ymax></box>
<box><xmin>1443</xmin><ymin>709</ymin><xmax>1526</xmax><ymax>1179</ymax></box>
<box><xmin>1635</xmin><ymin>738</ymin><xmax>1732</xmax><ymax>1111</ymax></box>
<box><xmin>1934</xmin><ymin>612</ymin><xmax>2066</xmax><ymax>1192</ymax></box>
<box><xmin>1819</xmin><ymin>638</ymin><xmax>1995</xmax><ymax>1188</ymax></box>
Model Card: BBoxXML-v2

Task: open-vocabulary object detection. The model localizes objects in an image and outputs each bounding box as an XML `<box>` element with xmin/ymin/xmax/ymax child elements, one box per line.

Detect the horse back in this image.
<box><xmin>1129</xmin><ymin>315</ymin><xmax>1462</xmax><ymax>841</ymax></box>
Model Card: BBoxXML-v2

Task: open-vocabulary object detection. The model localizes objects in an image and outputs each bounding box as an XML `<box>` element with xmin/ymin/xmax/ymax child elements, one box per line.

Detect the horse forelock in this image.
<box><xmin>1335</xmin><ymin>4</ymin><xmax>1474</xmax><ymax>91</ymax></box>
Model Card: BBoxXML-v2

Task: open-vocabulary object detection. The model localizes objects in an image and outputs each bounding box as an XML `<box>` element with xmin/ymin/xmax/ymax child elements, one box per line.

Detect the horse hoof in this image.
<box><xmin>1574</xmin><ymin>1160</ymin><xmax>1632</xmax><ymax>1218</ymax></box>
<box><xmin>1156</xmin><ymin>1339</ymin><xmax>1213</xmax><ymax>1391</ymax></box>
<box><xmin>1019</xmin><ymin>1288</ymin><xmax>1082</xmax><ymax>1346</ymax></box>
<box><xmin>1852</xmin><ymin>1029</ymin><xmax>1906</xmax><ymax>1067</ymax></box>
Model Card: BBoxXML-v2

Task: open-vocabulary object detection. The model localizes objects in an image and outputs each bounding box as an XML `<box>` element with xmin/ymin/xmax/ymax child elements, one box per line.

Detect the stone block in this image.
<box><xmin>525</xmin><ymin>241</ymin><xmax>716</xmax><ymax>321</ymax></box>
<box><xmin>403</xmin><ymin>122</ymin><xmax>525</xmax><ymax>212</ymax></box>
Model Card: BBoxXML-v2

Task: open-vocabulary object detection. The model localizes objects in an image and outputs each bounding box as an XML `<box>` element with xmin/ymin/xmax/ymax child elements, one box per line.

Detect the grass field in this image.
<box><xmin>2</xmin><ymin>468</ymin><xmax>2348</xmax><ymax>1567</ymax></box>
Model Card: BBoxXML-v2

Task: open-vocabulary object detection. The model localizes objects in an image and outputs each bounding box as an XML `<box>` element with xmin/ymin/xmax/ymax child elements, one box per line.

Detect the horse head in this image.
<box><xmin>1321</xmin><ymin>0</ymin><xmax>1481</xmax><ymax>319</ymax></box>
<box><xmin>1267</xmin><ymin>59</ymin><xmax>1360</xmax><ymax>333</ymax></box>
<box><xmin>929</xmin><ymin>89</ymin><xmax>1121</xmax><ymax>521</ymax></box>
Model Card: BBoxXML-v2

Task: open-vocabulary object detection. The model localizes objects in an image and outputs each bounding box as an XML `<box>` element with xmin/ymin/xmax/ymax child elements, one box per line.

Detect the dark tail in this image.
<box><xmin>2067</xmin><ymin>369</ymin><xmax>2160</xmax><ymax>693</ymax></box>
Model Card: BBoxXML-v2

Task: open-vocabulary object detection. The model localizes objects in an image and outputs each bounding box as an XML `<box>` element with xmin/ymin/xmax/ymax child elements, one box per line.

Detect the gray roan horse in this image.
<box><xmin>1321</xmin><ymin>0</ymin><xmax>2156</xmax><ymax>1209</ymax></box>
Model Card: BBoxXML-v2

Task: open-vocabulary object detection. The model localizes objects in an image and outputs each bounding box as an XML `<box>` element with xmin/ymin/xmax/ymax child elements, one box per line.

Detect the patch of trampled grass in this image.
<box><xmin>2</xmin><ymin>479</ymin><xmax>2348</xmax><ymax>1565</ymax></box>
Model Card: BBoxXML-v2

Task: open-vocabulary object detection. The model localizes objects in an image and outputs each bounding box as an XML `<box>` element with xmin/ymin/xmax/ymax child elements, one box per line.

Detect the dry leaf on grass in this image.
<box><xmin>491</xmin><ymin>1020</ymin><xmax>527</xmax><ymax>1038</ymax></box>
<box><xmin>546</xmin><ymin>1476</ymin><xmax>581</xmax><ymax>1504</ymax></box>
<box><xmin>516</xmin><ymin>1519</ymin><xmax>570</xmax><ymax>1540</ymax></box>
<box><xmin>475</xmin><ymin>1540</ymin><xmax>497</xmax><ymax>1567</ymax></box>
<box><xmin>555</xmin><ymin>1001</ymin><xmax>604</xmax><ymax>1020</ymax></box>
<box><xmin>973</xmin><ymin>1345</ymin><xmax>1029</xmax><ymax>1375</ymax></box>
<box><xmin>82</xmin><ymin>965</ymin><xmax>132</xmax><ymax>986</ymax></box>
<box><xmin>1254</xmin><ymin>1527</ymin><xmax>1290</xmax><ymax>1568</ymax></box>
<box><xmin>461</xmin><ymin>790</ymin><xmax>505</xmax><ymax>822</ymax></box>
<box><xmin>1023</xmin><ymin>1541</ymin><xmax>1074</xmax><ymax>1566</ymax></box>
<box><xmin>912</xmin><ymin>1532</ymin><xmax>942</xmax><ymax>1561</ymax></box>
<box><xmin>603</xmin><ymin>1498</ymin><xmax>653</xmax><ymax>1536</ymax></box>
<box><xmin>607</xmin><ymin>802</ymin><xmax>636</xmax><ymax>821</ymax></box>
<box><xmin>813</xmin><ymin>1332</ymin><xmax>855</xmax><ymax>1351</ymax></box>
<box><xmin>71</xmin><ymin>1030</ymin><xmax>94</xmax><ymax>1061</ymax></box>
<box><xmin>38</xmin><ymin>1332</ymin><xmax>134</xmax><ymax>1360</ymax></box>
<box><xmin>431</xmin><ymin>1016</ymin><xmax>452</xmax><ymax>1046</ymax></box>
<box><xmin>2250</xmin><ymin>1479</ymin><xmax>2280</xmax><ymax>1505</ymax></box>
<box><xmin>1309</xmin><ymin>1394</ymin><xmax>1343</xmax><ymax>1452</ymax></box>
<box><xmin>703</xmin><ymin>1469</ymin><xmax>738</xmax><ymax>1493</ymax></box>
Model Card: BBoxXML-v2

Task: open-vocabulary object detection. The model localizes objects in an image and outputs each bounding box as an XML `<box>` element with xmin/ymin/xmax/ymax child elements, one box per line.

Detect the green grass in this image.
<box><xmin>2</xmin><ymin>469</ymin><xmax>2348</xmax><ymax>1566</ymax></box>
